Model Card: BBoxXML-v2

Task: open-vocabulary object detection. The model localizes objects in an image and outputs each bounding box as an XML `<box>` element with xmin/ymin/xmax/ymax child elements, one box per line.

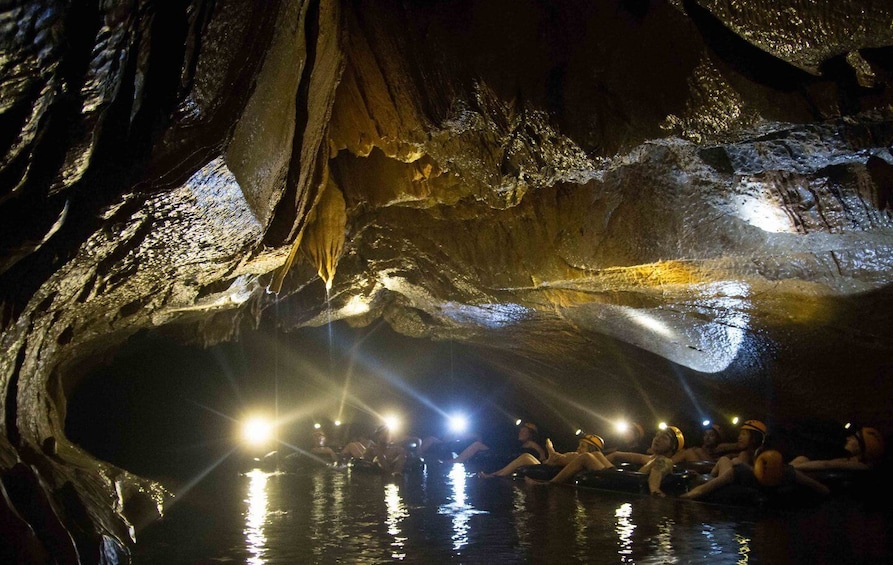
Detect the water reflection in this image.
<box><xmin>136</xmin><ymin>466</ymin><xmax>877</xmax><ymax>564</ymax></box>
<box><xmin>615</xmin><ymin>502</ymin><xmax>636</xmax><ymax>562</ymax></box>
<box><xmin>243</xmin><ymin>470</ymin><xmax>269</xmax><ymax>565</ymax></box>
<box><xmin>736</xmin><ymin>533</ymin><xmax>752</xmax><ymax>564</ymax></box>
<box><xmin>385</xmin><ymin>483</ymin><xmax>408</xmax><ymax>560</ymax></box>
<box><xmin>656</xmin><ymin>517</ymin><xmax>677</xmax><ymax>563</ymax></box>
<box><xmin>438</xmin><ymin>464</ymin><xmax>471</xmax><ymax>550</ymax></box>
<box><xmin>512</xmin><ymin>484</ymin><xmax>531</xmax><ymax>551</ymax></box>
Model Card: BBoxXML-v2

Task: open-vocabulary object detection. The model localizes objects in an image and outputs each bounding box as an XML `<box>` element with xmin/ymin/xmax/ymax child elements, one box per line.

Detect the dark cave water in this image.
<box><xmin>132</xmin><ymin>462</ymin><xmax>891</xmax><ymax>564</ymax></box>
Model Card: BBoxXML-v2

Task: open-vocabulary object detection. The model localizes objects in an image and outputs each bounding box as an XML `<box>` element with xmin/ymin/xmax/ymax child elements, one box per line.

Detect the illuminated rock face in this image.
<box><xmin>1</xmin><ymin>0</ymin><xmax>892</xmax><ymax>560</ymax></box>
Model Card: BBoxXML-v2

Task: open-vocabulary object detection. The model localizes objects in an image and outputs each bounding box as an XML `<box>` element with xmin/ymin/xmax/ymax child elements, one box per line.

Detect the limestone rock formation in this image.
<box><xmin>2</xmin><ymin>0</ymin><xmax>893</xmax><ymax>561</ymax></box>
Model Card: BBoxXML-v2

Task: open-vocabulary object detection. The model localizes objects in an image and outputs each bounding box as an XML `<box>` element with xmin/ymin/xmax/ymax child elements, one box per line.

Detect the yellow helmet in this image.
<box><xmin>665</xmin><ymin>425</ymin><xmax>685</xmax><ymax>454</ymax></box>
<box><xmin>754</xmin><ymin>449</ymin><xmax>785</xmax><ymax>487</ymax></box>
<box><xmin>740</xmin><ymin>420</ymin><xmax>767</xmax><ymax>435</ymax></box>
<box><xmin>580</xmin><ymin>434</ymin><xmax>605</xmax><ymax>452</ymax></box>
<box><xmin>857</xmin><ymin>427</ymin><xmax>885</xmax><ymax>465</ymax></box>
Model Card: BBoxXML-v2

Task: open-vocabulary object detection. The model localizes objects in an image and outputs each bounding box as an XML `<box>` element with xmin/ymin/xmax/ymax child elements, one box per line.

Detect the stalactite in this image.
<box><xmin>302</xmin><ymin>177</ymin><xmax>347</xmax><ymax>290</ymax></box>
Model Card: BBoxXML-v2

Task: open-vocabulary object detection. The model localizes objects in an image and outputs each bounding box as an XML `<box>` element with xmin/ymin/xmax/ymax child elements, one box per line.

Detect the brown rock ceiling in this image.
<box><xmin>2</xmin><ymin>0</ymin><xmax>893</xmax><ymax>561</ymax></box>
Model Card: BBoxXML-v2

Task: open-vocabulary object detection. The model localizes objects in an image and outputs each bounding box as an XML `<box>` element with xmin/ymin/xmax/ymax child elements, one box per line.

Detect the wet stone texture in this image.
<box><xmin>1</xmin><ymin>0</ymin><xmax>893</xmax><ymax>562</ymax></box>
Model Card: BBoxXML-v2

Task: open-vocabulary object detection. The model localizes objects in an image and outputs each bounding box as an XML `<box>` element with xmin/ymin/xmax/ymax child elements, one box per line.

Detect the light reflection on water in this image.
<box><xmin>243</xmin><ymin>469</ymin><xmax>269</xmax><ymax>565</ymax></box>
<box><xmin>439</xmin><ymin>463</ymin><xmax>487</xmax><ymax>551</ymax></box>
<box><xmin>136</xmin><ymin>466</ymin><xmax>886</xmax><ymax>564</ymax></box>
<box><xmin>615</xmin><ymin>502</ymin><xmax>636</xmax><ymax>562</ymax></box>
<box><xmin>737</xmin><ymin>533</ymin><xmax>752</xmax><ymax>564</ymax></box>
<box><xmin>385</xmin><ymin>483</ymin><xmax>408</xmax><ymax>560</ymax></box>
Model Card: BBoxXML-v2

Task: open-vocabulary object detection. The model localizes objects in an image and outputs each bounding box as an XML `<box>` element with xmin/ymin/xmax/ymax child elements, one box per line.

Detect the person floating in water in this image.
<box><xmin>680</xmin><ymin>440</ymin><xmax>830</xmax><ymax>501</ymax></box>
<box><xmin>445</xmin><ymin>420</ymin><xmax>546</xmax><ymax>466</ymax></box>
<box><xmin>673</xmin><ymin>423</ymin><xmax>724</xmax><ymax>464</ymax></box>
<box><xmin>361</xmin><ymin>425</ymin><xmax>407</xmax><ymax>476</ymax></box>
<box><xmin>529</xmin><ymin>426</ymin><xmax>685</xmax><ymax>497</ymax></box>
<box><xmin>790</xmin><ymin>426</ymin><xmax>885</xmax><ymax>471</ymax></box>
<box><xmin>701</xmin><ymin>419</ymin><xmax>766</xmax><ymax>481</ymax></box>
<box><xmin>478</xmin><ymin>433</ymin><xmax>605</xmax><ymax>478</ymax></box>
<box><xmin>309</xmin><ymin>429</ymin><xmax>339</xmax><ymax>463</ymax></box>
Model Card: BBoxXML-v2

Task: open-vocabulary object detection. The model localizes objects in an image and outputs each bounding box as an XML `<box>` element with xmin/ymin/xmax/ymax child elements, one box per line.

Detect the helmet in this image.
<box><xmin>754</xmin><ymin>449</ymin><xmax>785</xmax><ymax>487</ymax></box>
<box><xmin>856</xmin><ymin>427</ymin><xmax>885</xmax><ymax>465</ymax></box>
<box><xmin>665</xmin><ymin>426</ymin><xmax>685</xmax><ymax>454</ymax></box>
<box><xmin>740</xmin><ymin>420</ymin><xmax>767</xmax><ymax>435</ymax></box>
<box><xmin>580</xmin><ymin>434</ymin><xmax>605</xmax><ymax>452</ymax></box>
<box><xmin>707</xmin><ymin>423</ymin><xmax>724</xmax><ymax>441</ymax></box>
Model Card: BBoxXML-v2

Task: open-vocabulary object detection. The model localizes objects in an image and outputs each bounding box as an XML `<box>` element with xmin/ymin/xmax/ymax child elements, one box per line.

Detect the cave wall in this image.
<box><xmin>2</xmin><ymin>0</ymin><xmax>893</xmax><ymax>562</ymax></box>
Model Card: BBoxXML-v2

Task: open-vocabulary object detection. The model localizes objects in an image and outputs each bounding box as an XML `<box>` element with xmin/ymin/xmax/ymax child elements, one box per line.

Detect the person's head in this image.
<box><xmin>518</xmin><ymin>421</ymin><xmax>539</xmax><ymax>442</ymax></box>
<box><xmin>651</xmin><ymin>426</ymin><xmax>685</xmax><ymax>456</ymax></box>
<box><xmin>576</xmin><ymin>434</ymin><xmax>605</xmax><ymax>454</ymax></box>
<box><xmin>738</xmin><ymin>420</ymin><xmax>766</xmax><ymax>450</ymax></box>
<box><xmin>703</xmin><ymin>424</ymin><xmax>723</xmax><ymax>448</ymax></box>
<box><xmin>372</xmin><ymin>425</ymin><xmax>390</xmax><ymax>445</ymax></box>
<box><xmin>852</xmin><ymin>427</ymin><xmax>885</xmax><ymax>465</ymax></box>
<box><xmin>312</xmin><ymin>429</ymin><xmax>326</xmax><ymax>447</ymax></box>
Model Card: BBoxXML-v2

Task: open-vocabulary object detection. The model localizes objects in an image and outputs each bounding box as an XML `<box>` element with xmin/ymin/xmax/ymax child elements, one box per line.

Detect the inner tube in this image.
<box><xmin>675</xmin><ymin>460</ymin><xmax>718</xmax><ymax>475</ymax></box>
<box><xmin>801</xmin><ymin>468</ymin><xmax>877</xmax><ymax>496</ymax></box>
<box><xmin>512</xmin><ymin>464</ymin><xmax>563</xmax><ymax>481</ymax></box>
<box><xmin>575</xmin><ymin>467</ymin><xmax>696</xmax><ymax>495</ymax></box>
<box><xmin>348</xmin><ymin>458</ymin><xmax>381</xmax><ymax>473</ymax></box>
<box><xmin>463</xmin><ymin>450</ymin><xmax>517</xmax><ymax>474</ymax></box>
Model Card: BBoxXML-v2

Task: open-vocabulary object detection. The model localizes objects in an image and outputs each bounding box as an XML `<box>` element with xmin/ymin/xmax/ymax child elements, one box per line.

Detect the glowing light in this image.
<box><xmin>383</xmin><ymin>415</ymin><xmax>400</xmax><ymax>432</ymax></box>
<box><xmin>242</xmin><ymin>417</ymin><xmax>273</xmax><ymax>446</ymax></box>
<box><xmin>658</xmin><ymin>422</ymin><xmax>668</xmax><ymax>430</ymax></box>
<box><xmin>731</xmin><ymin>417</ymin><xmax>740</xmax><ymax>425</ymax></box>
<box><xmin>575</xmin><ymin>429</ymin><xmax>583</xmax><ymax>436</ymax></box>
<box><xmin>615</xmin><ymin>420</ymin><xmax>630</xmax><ymax>434</ymax></box>
<box><xmin>343</xmin><ymin>295</ymin><xmax>370</xmax><ymax>316</ymax></box>
<box><xmin>334</xmin><ymin>420</ymin><xmax>341</xmax><ymax>427</ymax></box>
<box><xmin>243</xmin><ymin>470</ymin><xmax>269</xmax><ymax>564</ymax></box>
<box><xmin>703</xmin><ymin>420</ymin><xmax>711</xmax><ymax>427</ymax></box>
<box><xmin>448</xmin><ymin>414</ymin><xmax>469</xmax><ymax>434</ymax></box>
<box><xmin>313</xmin><ymin>422</ymin><xmax>321</xmax><ymax>430</ymax></box>
<box><xmin>515</xmin><ymin>419</ymin><xmax>523</xmax><ymax>426</ymax></box>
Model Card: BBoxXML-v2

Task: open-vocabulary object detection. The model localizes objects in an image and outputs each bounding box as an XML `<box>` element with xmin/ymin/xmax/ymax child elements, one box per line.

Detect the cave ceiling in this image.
<box><xmin>2</xmin><ymin>0</ymin><xmax>893</xmax><ymax>558</ymax></box>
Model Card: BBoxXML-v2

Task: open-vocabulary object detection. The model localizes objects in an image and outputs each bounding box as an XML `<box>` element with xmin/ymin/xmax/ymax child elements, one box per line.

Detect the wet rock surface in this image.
<box><xmin>2</xmin><ymin>0</ymin><xmax>893</xmax><ymax>561</ymax></box>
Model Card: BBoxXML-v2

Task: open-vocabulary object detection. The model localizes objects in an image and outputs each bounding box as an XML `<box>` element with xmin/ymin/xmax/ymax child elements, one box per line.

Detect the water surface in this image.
<box><xmin>134</xmin><ymin>463</ymin><xmax>891</xmax><ymax>564</ymax></box>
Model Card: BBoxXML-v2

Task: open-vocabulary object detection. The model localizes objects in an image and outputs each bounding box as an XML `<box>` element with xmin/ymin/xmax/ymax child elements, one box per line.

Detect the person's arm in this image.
<box><xmin>791</xmin><ymin>458</ymin><xmax>868</xmax><ymax>471</ymax></box>
<box><xmin>713</xmin><ymin>442</ymin><xmax>741</xmax><ymax>455</ymax></box>
<box><xmin>608</xmin><ymin>451</ymin><xmax>650</xmax><ymax>465</ymax></box>
<box><xmin>644</xmin><ymin>456</ymin><xmax>674</xmax><ymax>496</ymax></box>
<box><xmin>679</xmin><ymin>467</ymin><xmax>735</xmax><ymax>500</ymax></box>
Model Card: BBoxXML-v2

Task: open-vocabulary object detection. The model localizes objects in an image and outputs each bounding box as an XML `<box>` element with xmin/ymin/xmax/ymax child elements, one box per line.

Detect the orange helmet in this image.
<box><xmin>754</xmin><ymin>449</ymin><xmax>785</xmax><ymax>487</ymax></box>
<box><xmin>664</xmin><ymin>426</ymin><xmax>685</xmax><ymax>454</ymax></box>
<box><xmin>740</xmin><ymin>420</ymin><xmax>767</xmax><ymax>435</ymax></box>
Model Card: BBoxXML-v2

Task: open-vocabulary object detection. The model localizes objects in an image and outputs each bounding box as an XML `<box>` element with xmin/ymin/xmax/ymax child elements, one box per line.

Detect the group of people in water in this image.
<box><xmin>300</xmin><ymin>416</ymin><xmax>886</xmax><ymax>503</ymax></box>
